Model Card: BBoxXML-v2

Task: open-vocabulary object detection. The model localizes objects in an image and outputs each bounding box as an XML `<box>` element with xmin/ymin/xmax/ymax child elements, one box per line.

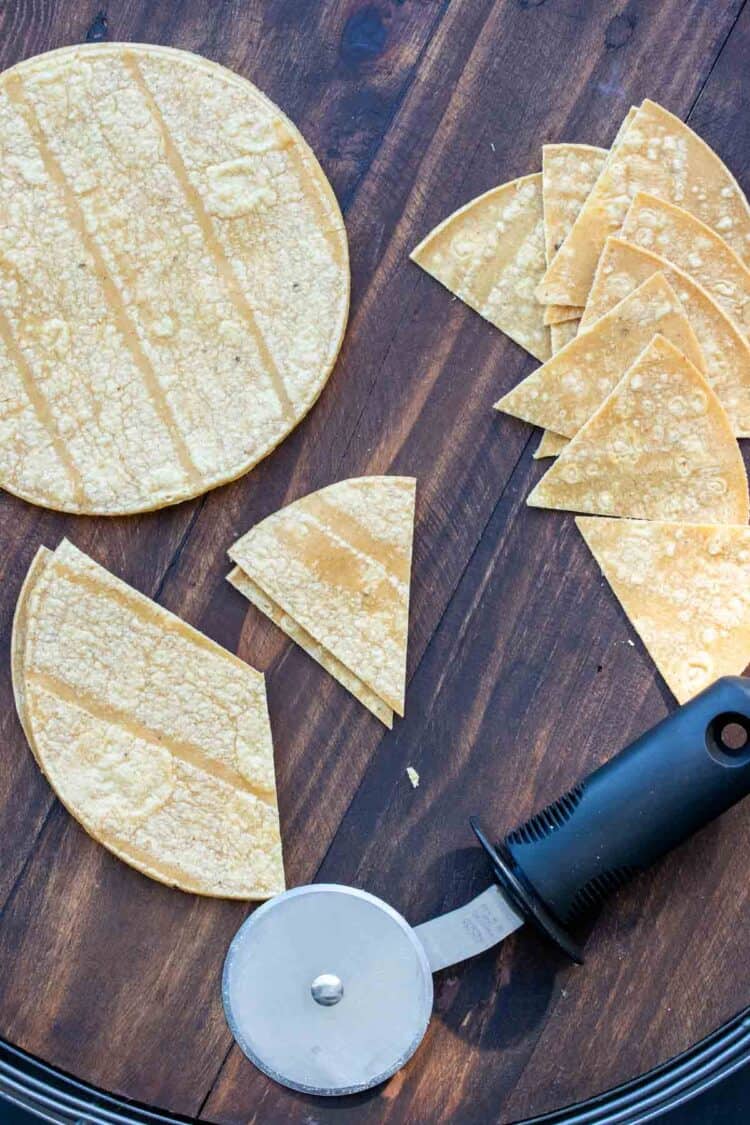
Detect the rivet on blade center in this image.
<box><xmin>311</xmin><ymin>973</ymin><xmax>344</xmax><ymax>1006</ymax></box>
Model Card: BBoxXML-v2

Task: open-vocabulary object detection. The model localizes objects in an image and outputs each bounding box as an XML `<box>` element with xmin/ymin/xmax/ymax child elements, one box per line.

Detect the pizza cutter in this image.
<box><xmin>222</xmin><ymin>675</ymin><xmax>750</xmax><ymax>1096</ymax></box>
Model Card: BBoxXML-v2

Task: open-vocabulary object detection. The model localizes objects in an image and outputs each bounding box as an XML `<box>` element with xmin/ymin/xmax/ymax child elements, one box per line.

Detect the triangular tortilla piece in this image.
<box><xmin>496</xmin><ymin>274</ymin><xmax>704</xmax><ymax>437</ymax></box>
<box><xmin>544</xmin><ymin>305</ymin><xmax>582</xmax><ymax>326</ymax></box>
<box><xmin>549</xmin><ymin>320</ymin><xmax>579</xmax><ymax>355</ymax></box>
<box><xmin>537</xmin><ymin>100</ymin><xmax>750</xmax><ymax>307</ymax></box>
<box><xmin>229</xmin><ymin>477</ymin><xmax>415</xmax><ymax>720</ymax></box>
<box><xmin>577</xmin><ymin>517</ymin><xmax>750</xmax><ymax>702</ymax></box>
<box><xmin>534</xmin><ymin>430</ymin><xmax>569</xmax><ymax>459</ymax></box>
<box><xmin>227</xmin><ymin>566</ymin><xmax>393</xmax><ymax>728</ymax></box>
<box><xmin>621</xmin><ymin>193</ymin><xmax>750</xmax><ymax>336</ymax></box>
<box><xmin>527</xmin><ymin>335</ymin><xmax>749</xmax><ymax>523</ymax></box>
<box><xmin>411</xmin><ymin>175</ymin><xmax>550</xmax><ymax>361</ymax></box>
<box><xmin>581</xmin><ymin>237</ymin><xmax>750</xmax><ymax>436</ymax></box>
<box><xmin>12</xmin><ymin>540</ymin><xmax>283</xmax><ymax>899</ymax></box>
<box><xmin>542</xmin><ymin>143</ymin><xmax>607</xmax><ymax>326</ymax></box>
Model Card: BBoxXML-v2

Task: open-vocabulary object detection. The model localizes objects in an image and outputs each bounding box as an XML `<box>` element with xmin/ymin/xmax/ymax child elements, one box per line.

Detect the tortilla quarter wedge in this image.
<box><xmin>534</xmin><ymin>430</ymin><xmax>570</xmax><ymax>459</ymax></box>
<box><xmin>527</xmin><ymin>335</ymin><xmax>749</xmax><ymax>524</ymax></box>
<box><xmin>542</xmin><ymin>143</ymin><xmax>607</xmax><ymax>326</ymax></box>
<box><xmin>410</xmin><ymin>174</ymin><xmax>550</xmax><ymax>361</ymax></box>
<box><xmin>577</xmin><ymin>516</ymin><xmax>750</xmax><ymax>703</ymax></box>
<box><xmin>496</xmin><ymin>274</ymin><xmax>704</xmax><ymax>438</ymax></box>
<box><xmin>229</xmin><ymin>476</ymin><xmax>416</xmax><ymax>725</ymax></box>
<box><xmin>0</xmin><ymin>43</ymin><xmax>349</xmax><ymax>515</ymax></box>
<box><xmin>622</xmin><ymin>192</ymin><xmax>750</xmax><ymax>337</ymax></box>
<box><xmin>12</xmin><ymin>539</ymin><xmax>283</xmax><ymax>899</ymax></box>
<box><xmin>581</xmin><ymin>237</ymin><xmax>750</xmax><ymax>437</ymax></box>
<box><xmin>536</xmin><ymin>99</ymin><xmax>750</xmax><ymax>308</ymax></box>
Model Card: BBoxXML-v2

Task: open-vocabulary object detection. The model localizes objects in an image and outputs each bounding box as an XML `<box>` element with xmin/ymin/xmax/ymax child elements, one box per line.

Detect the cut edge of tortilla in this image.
<box><xmin>533</xmin><ymin>431</ymin><xmax>570</xmax><ymax>459</ymax></box>
<box><xmin>228</xmin><ymin>566</ymin><xmax>394</xmax><ymax>728</ymax></box>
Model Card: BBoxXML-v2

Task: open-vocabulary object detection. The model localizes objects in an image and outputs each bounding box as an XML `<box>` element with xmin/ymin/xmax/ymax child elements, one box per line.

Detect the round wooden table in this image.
<box><xmin>2</xmin><ymin>2</ymin><xmax>750</xmax><ymax>1123</ymax></box>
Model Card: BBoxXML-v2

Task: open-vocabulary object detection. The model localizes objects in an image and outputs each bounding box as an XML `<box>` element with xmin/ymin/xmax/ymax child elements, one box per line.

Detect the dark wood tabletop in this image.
<box><xmin>2</xmin><ymin>2</ymin><xmax>750</xmax><ymax>1123</ymax></box>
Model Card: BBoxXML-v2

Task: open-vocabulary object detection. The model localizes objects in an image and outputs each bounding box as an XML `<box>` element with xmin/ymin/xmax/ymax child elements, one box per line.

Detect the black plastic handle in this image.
<box><xmin>473</xmin><ymin>676</ymin><xmax>750</xmax><ymax>963</ymax></box>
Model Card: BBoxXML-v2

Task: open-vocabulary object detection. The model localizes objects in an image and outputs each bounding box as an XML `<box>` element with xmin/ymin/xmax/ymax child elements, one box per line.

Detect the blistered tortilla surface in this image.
<box><xmin>577</xmin><ymin>516</ymin><xmax>750</xmax><ymax>702</ymax></box>
<box><xmin>0</xmin><ymin>43</ymin><xmax>348</xmax><ymax>514</ymax></box>
<box><xmin>527</xmin><ymin>335</ymin><xmax>749</xmax><ymax>523</ymax></box>
<box><xmin>12</xmin><ymin>540</ymin><xmax>283</xmax><ymax>898</ymax></box>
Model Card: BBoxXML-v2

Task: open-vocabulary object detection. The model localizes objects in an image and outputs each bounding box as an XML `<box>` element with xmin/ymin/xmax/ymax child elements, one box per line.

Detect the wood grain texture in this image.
<box><xmin>1</xmin><ymin>1</ymin><xmax>749</xmax><ymax>1122</ymax></box>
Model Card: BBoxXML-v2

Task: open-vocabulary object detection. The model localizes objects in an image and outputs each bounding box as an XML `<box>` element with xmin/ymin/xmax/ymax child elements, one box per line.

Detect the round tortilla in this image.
<box><xmin>0</xmin><ymin>44</ymin><xmax>349</xmax><ymax>514</ymax></box>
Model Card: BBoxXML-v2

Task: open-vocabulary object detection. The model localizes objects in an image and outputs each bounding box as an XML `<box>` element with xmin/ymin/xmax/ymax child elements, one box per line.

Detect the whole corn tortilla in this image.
<box><xmin>577</xmin><ymin>516</ymin><xmax>750</xmax><ymax>703</ymax></box>
<box><xmin>621</xmin><ymin>193</ymin><xmax>750</xmax><ymax>336</ymax></box>
<box><xmin>581</xmin><ymin>237</ymin><xmax>750</xmax><ymax>435</ymax></box>
<box><xmin>496</xmin><ymin>274</ymin><xmax>704</xmax><ymax>437</ymax></box>
<box><xmin>527</xmin><ymin>335</ymin><xmax>749</xmax><ymax>523</ymax></box>
<box><xmin>411</xmin><ymin>175</ymin><xmax>550</xmax><ymax>361</ymax></box>
<box><xmin>542</xmin><ymin>143</ymin><xmax>607</xmax><ymax>326</ymax></box>
<box><xmin>536</xmin><ymin>100</ymin><xmax>750</xmax><ymax>307</ymax></box>
<box><xmin>12</xmin><ymin>540</ymin><xmax>283</xmax><ymax>898</ymax></box>
<box><xmin>0</xmin><ymin>43</ymin><xmax>348</xmax><ymax>514</ymax></box>
<box><xmin>229</xmin><ymin>477</ymin><xmax>415</xmax><ymax>723</ymax></box>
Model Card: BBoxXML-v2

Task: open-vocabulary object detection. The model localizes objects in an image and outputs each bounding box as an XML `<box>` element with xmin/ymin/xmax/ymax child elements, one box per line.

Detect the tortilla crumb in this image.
<box><xmin>406</xmin><ymin>766</ymin><xmax>420</xmax><ymax>789</ymax></box>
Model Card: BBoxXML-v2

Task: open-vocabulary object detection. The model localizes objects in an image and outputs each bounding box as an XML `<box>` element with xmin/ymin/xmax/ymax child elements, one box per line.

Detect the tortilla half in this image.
<box><xmin>527</xmin><ymin>335</ymin><xmax>749</xmax><ymax>523</ymax></box>
<box><xmin>0</xmin><ymin>43</ymin><xmax>348</xmax><ymax>514</ymax></box>
<box><xmin>496</xmin><ymin>274</ymin><xmax>704</xmax><ymax>437</ymax></box>
<box><xmin>12</xmin><ymin>540</ymin><xmax>283</xmax><ymax>898</ymax></box>
<box><xmin>229</xmin><ymin>477</ymin><xmax>415</xmax><ymax>723</ymax></box>
<box><xmin>577</xmin><ymin>517</ymin><xmax>750</xmax><ymax>702</ymax></box>
<box><xmin>581</xmin><ymin>237</ymin><xmax>750</xmax><ymax>436</ymax></box>
<box><xmin>542</xmin><ymin>143</ymin><xmax>607</xmax><ymax>326</ymax></box>
<box><xmin>537</xmin><ymin>100</ymin><xmax>750</xmax><ymax>307</ymax></box>
<box><xmin>411</xmin><ymin>175</ymin><xmax>550</xmax><ymax>361</ymax></box>
<box><xmin>622</xmin><ymin>193</ymin><xmax>750</xmax><ymax>336</ymax></box>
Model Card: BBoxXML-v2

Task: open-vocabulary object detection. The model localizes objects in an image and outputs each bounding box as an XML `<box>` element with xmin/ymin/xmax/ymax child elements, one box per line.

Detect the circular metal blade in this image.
<box><xmin>222</xmin><ymin>884</ymin><xmax>433</xmax><ymax>1095</ymax></box>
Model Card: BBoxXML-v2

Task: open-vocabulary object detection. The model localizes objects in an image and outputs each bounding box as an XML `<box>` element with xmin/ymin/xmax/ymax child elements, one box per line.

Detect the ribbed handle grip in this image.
<box><xmin>476</xmin><ymin>677</ymin><xmax>750</xmax><ymax>961</ymax></box>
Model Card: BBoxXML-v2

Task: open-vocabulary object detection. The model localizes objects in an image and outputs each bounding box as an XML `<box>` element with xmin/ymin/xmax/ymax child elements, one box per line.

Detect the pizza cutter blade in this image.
<box><xmin>223</xmin><ymin>676</ymin><xmax>750</xmax><ymax>1096</ymax></box>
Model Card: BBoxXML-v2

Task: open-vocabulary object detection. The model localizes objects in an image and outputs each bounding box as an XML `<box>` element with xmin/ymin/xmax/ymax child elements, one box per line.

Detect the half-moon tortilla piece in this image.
<box><xmin>621</xmin><ymin>193</ymin><xmax>750</xmax><ymax>337</ymax></box>
<box><xmin>577</xmin><ymin>517</ymin><xmax>750</xmax><ymax>702</ymax></box>
<box><xmin>0</xmin><ymin>43</ymin><xmax>348</xmax><ymax>514</ymax></box>
<box><xmin>527</xmin><ymin>335</ymin><xmax>749</xmax><ymax>523</ymax></box>
<box><xmin>227</xmin><ymin>565</ymin><xmax>393</xmax><ymax>728</ymax></box>
<box><xmin>496</xmin><ymin>274</ymin><xmax>704</xmax><ymax>437</ymax></box>
<box><xmin>536</xmin><ymin>100</ymin><xmax>750</xmax><ymax>307</ymax></box>
<box><xmin>542</xmin><ymin>143</ymin><xmax>607</xmax><ymax>326</ymax></box>
<box><xmin>533</xmin><ymin>430</ymin><xmax>569</xmax><ymax>459</ymax></box>
<box><xmin>229</xmin><ymin>477</ymin><xmax>416</xmax><ymax>722</ymax></box>
<box><xmin>12</xmin><ymin>539</ymin><xmax>283</xmax><ymax>899</ymax></box>
<box><xmin>581</xmin><ymin>237</ymin><xmax>750</xmax><ymax>436</ymax></box>
<box><xmin>410</xmin><ymin>175</ymin><xmax>550</xmax><ymax>361</ymax></box>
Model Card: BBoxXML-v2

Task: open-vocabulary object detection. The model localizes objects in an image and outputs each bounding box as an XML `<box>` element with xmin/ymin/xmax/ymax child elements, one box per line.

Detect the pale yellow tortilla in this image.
<box><xmin>537</xmin><ymin>100</ymin><xmax>750</xmax><ymax>307</ymax></box>
<box><xmin>527</xmin><ymin>335</ymin><xmax>749</xmax><ymax>523</ymax></box>
<box><xmin>0</xmin><ymin>43</ymin><xmax>348</xmax><ymax>514</ymax></box>
<box><xmin>581</xmin><ymin>237</ymin><xmax>750</xmax><ymax>435</ymax></box>
<box><xmin>549</xmin><ymin>320</ymin><xmax>579</xmax><ymax>355</ymax></box>
<box><xmin>534</xmin><ymin>430</ymin><xmax>569</xmax><ymax>459</ymax></box>
<box><xmin>496</xmin><ymin>274</ymin><xmax>704</xmax><ymax>437</ymax></box>
<box><xmin>229</xmin><ymin>476</ymin><xmax>416</xmax><ymax>721</ymax></box>
<box><xmin>577</xmin><ymin>517</ymin><xmax>750</xmax><ymax>702</ymax></box>
<box><xmin>411</xmin><ymin>174</ymin><xmax>550</xmax><ymax>361</ymax></box>
<box><xmin>542</xmin><ymin>143</ymin><xmax>607</xmax><ymax>326</ymax></box>
<box><xmin>12</xmin><ymin>539</ymin><xmax>283</xmax><ymax>898</ymax></box>
<box><xmin>227</xmin><ymin>565</ymin><xmax>393</xmax><ymax>728</ymax></box>
<box><xmin>622</xmin><ymin>193</ymin><xmax>750</xmax><ymax>336</ymax></box>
